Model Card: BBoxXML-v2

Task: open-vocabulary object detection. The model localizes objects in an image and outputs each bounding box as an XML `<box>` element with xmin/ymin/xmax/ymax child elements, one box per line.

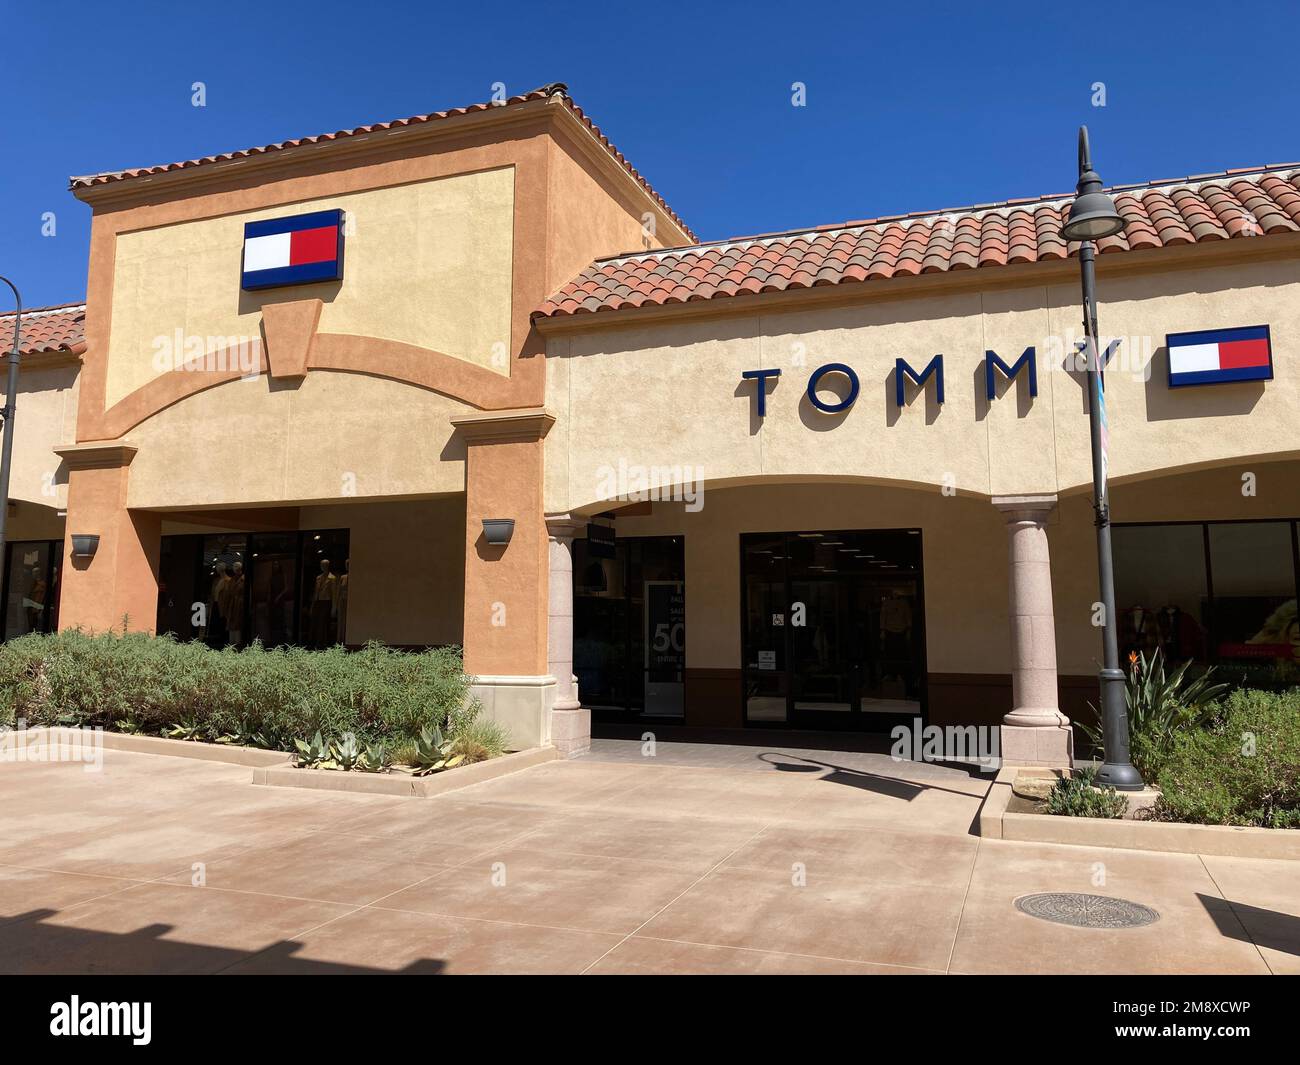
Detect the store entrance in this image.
<box><xmin>742</xmin><ymin>529</ymin><xmax>926</xmax><ymax>731</ymax></box>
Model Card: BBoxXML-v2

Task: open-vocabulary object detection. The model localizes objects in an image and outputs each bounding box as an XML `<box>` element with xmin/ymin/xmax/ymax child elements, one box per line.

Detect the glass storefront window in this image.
<box><xmin>1113</xmin><ymin>520</ymin><xmax>1300</xmax><ymax>676</ymax></box>
<box><xmin>2</xmin><ymin>540</ymin><xmax>61</xmax><ymax>639</ymax></box>
<box><xmin>200</xmin><ymin>535</ymin><xmax>248</xmax><ymax>647</ymax></box>
<box><xmin>248</xmin><ymin>534</ymin><xmax>298</xmax><ymax>648</ymax></box>
<box><xmin>1208</xmin><ymin>522</ymin><xmax>1298</xmax><ymax>666</ymax></box>
<box><xmin>742</xmin><ymin>529</ymin><xmax>925</xmax><ymax>730</ymax></box>
<box><xmin>1112</xmin><ymin>524</ymin><xmax>1209</xmax><ymax>662</ymax></box>
<box><xmin>157</xmin><ymin>529</ymin><xmax>348</xmax><ymax>649</ymax></box>
<box><xmin>301</xmin><ymin>530</ymin><xmax>350</xmax><ymax>649</ymax></box>
<box><xmin>573</xmin><ymin>534</ymin><xmax>685</xmax><ymax>718</ymax></box>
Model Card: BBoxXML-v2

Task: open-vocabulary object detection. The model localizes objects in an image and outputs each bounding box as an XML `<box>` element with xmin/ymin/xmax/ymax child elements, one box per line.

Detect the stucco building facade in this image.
<box><xmin>6</xmin><ymin>85</ymin><xmax>1299</xmax><ymax>763</ymax></box>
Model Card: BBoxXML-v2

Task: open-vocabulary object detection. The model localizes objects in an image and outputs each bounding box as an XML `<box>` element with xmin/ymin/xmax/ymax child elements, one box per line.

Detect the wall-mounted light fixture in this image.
<box><xmin>70</xmin><ymin>534</ymin><xmax>100</xmax><ymax>559</ymax></box>
<box><xmin>481</xmin><ymin>519</ymin><xmax>515</xmax><ymax>546</ymax></box>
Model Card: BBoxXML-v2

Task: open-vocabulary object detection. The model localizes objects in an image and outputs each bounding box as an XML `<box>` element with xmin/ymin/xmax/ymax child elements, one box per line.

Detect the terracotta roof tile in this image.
<box><xmin>0</xmin><ymin>302</ymin><xmax>86</xmax><ymax>357</ymax></box>
<box><xmin>70</xmin><ymin>84</ymin><xmax>697</xmax><ymax>243</ymax></box>
<box><xmin>536</xmin><ymin>165</ymin><xmax>1300</xmax><ymax>320</ymax></box>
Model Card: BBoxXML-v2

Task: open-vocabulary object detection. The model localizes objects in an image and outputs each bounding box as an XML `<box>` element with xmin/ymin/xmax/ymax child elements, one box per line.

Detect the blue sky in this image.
<box><xmin>4</xmin><ymin>0</ymin><xmax>1298</xmax><ymax>308</ymax></box>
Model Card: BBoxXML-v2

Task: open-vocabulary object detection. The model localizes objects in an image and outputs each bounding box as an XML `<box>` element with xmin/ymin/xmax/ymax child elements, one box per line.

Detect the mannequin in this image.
<box><xmin>207</xmin><ymin>562</ymin><xmax>230</xmax><ymax>645</ymax></box>
<box><xmin>223</xmin><ymin>561</ymin><xmax>245</xmax><ymax>647</ymax></box>
<box><xmin>1121</xmin><ymin>604</ymin><xmax>1151</xmax><ymax>660</ymax></box>
<box><xmin>879</xmin><ymin>588</ymin><xmax>913</xmax><ymax>694</ymax></box>
<box><xmin>337</xmin><ymin>559</ymin><xmax>350</xmax><ymax>647</ymax></box>
<box><xmin>309</xmin><ymin>559</ymin><xmax>337</xmax><ymax>647</ymax></box>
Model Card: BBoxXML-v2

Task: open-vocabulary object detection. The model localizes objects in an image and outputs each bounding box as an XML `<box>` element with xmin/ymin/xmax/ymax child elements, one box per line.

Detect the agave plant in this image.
<box><xmin>164</xmin><ymin>716</ymin><xmax>206</xmax><ymax>742</ymax></box>
<box><xmin>1083</xmin><ymin>648</ymin><xmax>1230</xmax><ymax>774</ymax></box>
<box><xmin>358</xmin><ymin>740</ymin><xmax>393</xmax><ymax>773</ymax></box>
<box><xmin>411</xmin><ymin>724</ymin><xmax>465</xmax><ymax>777</ymax></box>
<box><xmin>216</xmin><ymin>718</ymin><xmax>258</xmax><ymax>746</ymax></box>
<box><xmin>114</xmin><ymin>718</ymin><xmax>145</xmax><ymax>735</ymax></box>
<box><xmin>293</xmin><ymin>729</ymin><xmax>334</xmax><ymax>768</ymax></box>
<box><xmin>330</xmin><ymin>731</ymin><xmax>363</xmax><ymax>771</ymax></box>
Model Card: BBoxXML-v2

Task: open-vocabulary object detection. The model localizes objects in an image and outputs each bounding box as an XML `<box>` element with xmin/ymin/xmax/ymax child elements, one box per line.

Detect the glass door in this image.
<box><xmin>742</xmin><ymin>529</ymin><xmax>925</xmax><ymax>730</ymax></box>
<box><xmin>743</xmin><ymin>534</ymin><xmax>789</xmax><ymax>722</ymax></box>
<box><xmin>2</xmin><ymin>540</ymin><xmax>61</xmax><ymax>639</ymax></box>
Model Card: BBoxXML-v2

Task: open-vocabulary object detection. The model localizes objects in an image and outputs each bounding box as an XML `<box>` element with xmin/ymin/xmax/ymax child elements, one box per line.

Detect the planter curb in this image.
<box><xmin>978</xmin><ymin>765</ymin><xmax>1300</xmax><ymax>859</ymax></box>
<box><xmin>251</xmin><ymin>745</ymin><xmax>561</xmax><ymax>797</ymax></box>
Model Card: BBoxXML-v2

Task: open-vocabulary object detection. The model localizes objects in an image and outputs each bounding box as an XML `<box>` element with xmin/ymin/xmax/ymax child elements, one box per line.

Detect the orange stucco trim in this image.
<box><xmin>262</xmin><ymin>299</ymin><xmax>322</xmax><ymax>379</ymax></box>
<box><xmin>54</xmin><ymin>442</ymin><xmax>159</xmax><ymax>635</ymax></box>
<box><xmin>455</xmin><ymin>408</ymin><xmax>554</xmax><ymax>677</ymax></box>
<box><xmin>75</xmin><ymin>115</ymin><xmax>559</xmax><ymax>442</ymax></box>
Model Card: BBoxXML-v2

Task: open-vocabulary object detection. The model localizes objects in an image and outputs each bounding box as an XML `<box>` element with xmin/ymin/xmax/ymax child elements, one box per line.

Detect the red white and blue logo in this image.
<box><xmin>241</xmin><ymin>209</ymin><xmax>344</xmax><ymax>290</ymax></box>
<box><xmin>1167</xmin><ymin>325</ymin><xmax>1273</xmax><ymax>388</ymax></box>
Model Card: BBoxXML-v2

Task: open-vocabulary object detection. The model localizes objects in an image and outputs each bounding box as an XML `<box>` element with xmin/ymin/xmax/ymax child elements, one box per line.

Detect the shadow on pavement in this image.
<box><xmin>0</xmin><ymin>908</ymin><xmax>446</xmax><ymax>975</ymax></box>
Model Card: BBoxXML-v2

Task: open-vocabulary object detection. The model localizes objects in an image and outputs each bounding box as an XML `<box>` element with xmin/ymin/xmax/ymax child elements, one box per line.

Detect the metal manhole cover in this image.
<box><xmin>1014</xmin><ymin>892</ymin><xmax>1159</xmax><ymax>929</ymax></box>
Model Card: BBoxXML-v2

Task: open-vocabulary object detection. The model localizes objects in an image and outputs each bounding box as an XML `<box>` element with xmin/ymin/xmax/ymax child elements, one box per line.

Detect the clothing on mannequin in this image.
<box><xmin>222</xmin><ymin>561</ymin><xmax>245</xmax><ymax>646</ymax></box>
<box><xmin>309</xmin><ymin>560</ymin><xmax>338</xmax><ymax>648</ymax></box>
<box><xmin>337</xmin><ymin>559</ymin><xmax>350</xmax><ymax>647</ymax></box>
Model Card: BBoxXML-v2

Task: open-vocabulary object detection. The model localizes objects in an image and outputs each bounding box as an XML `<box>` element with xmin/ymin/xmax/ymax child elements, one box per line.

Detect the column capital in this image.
<box><xmin>545</xmin><ymin>512</ymin><xmax>584</xmax><ymax>540</ymax></box>
<box><xmin>55</xmin><ymin>440</ymin><xmax>138</xmax><ymax>471</ymax></box>
<box><xmin>451</xmin><ymin>406</ymin><xmax>555</xmax><ymax>444</ymax></box>
<box><xmin>991</xmin><ymin>493</ymin><xmax>1058</xmax><ymax>520</ymax></box>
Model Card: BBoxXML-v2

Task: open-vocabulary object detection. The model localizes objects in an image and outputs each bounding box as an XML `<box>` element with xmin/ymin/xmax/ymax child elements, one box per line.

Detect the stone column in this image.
<box><xmin>992</xmin><ymin>495</ymin><xmax>1073</xmax><ymax>768</ymax></box>
<box><xmin>546</xmin><ymin>513</ymin><xmax>589</xmax><ymax>757</ymax></box>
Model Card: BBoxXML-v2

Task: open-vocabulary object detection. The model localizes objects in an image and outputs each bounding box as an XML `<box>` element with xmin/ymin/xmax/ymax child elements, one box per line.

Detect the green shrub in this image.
<box><xmin>1150</xmin><ymin>688</ymin><xmax>1300</xmax><ymax>829</ymax></box>
<box><xmin>0</xmin><ymin>630</ymin><xmax>477</xmax><ymax>754</ymax></box>
<box><xmin>452</xmin><ymin>717</ymin><xmax>512</xmax><ymax>762</ymax></box>
<box><xmin>1045</xmin><ymin>766</ymin><xmax>1128</xmax><ymax>818</ymax></box>
<box><xmin>1082</xmin><ymin>648</ymin><xmax>1230</xmax><ymax>777</ymax></box>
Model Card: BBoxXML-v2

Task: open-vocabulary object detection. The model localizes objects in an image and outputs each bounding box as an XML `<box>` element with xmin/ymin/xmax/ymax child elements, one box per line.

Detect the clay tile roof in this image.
<box><xmin>69</xmin><ymin>83</ymin><xmax>697</xmax><ymax>243</ymax></box>
<box><xmin>0</xmin><ymin>302</ymin><xmax>86</xmax><ymax>357</ymax></box>
<box><xmin>535</xmin><ymin>164</ymin><xmax>1300</xmax><ymax>321</ymax></box>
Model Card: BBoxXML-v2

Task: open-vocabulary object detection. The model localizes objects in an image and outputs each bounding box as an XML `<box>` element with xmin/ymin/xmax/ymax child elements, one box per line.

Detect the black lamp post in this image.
<box><xmin>1062</xmin><ymin>127</ymin><xmax>1144</xmax><ymax>790</ymax></box>
<box><xmin>0</xmin><ymin>276</ymin><xmax>21</xmax><ymax>597</ymax></box>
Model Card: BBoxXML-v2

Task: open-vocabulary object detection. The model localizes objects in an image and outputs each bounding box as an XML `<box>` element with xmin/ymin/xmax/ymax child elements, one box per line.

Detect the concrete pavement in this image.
<box><xmin>0</xmin><ymin>741</ymin><xmax>1294</xmax><ymax>974</ymax></box>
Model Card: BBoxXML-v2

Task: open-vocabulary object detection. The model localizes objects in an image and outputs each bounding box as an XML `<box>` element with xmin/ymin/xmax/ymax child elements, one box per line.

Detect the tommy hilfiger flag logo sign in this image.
<box><xmin>241</xmin><ymin>209</ymin><xmax>345</xmax><ymax>290</ymax></box>
<box><xmin>1166</xmin><ymin>325</ymin><xmax>1273</xmax><ymax>387</ymax></box>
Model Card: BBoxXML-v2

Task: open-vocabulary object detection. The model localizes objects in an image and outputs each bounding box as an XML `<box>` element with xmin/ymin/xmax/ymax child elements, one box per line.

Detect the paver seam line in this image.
<box><xmin>944</xmin><ymin>836</ymin><xmax>983</xmax><ymax>974</ymax></box>
<box><xmin>207</xmin><ymin>872</ymin><xmax>453</xmax><ymax>974</ymax></box>
<box><xmin>576</xmin><ymin>821</ymin><xmax>778</xmax><ymax>975</ymax></box>
<box><xmin>0</xmin><ymin>845</ymin><xmax>297</xmax><ymax>932</ymax></box>
<box><xmin>1195</xmin><ymin>851</ymin><xmax>1276</xmax><ymax>976</ymax></box>
<box><xmin>620</xmin><ymin>932</ymin><xmax>948</xmax><ymax>974</ymax></box>
<box><xmin>205</xmin><ymin>819</ymin><xmax>566</xmax><ymax>973</ymax></box>
<box><xmin>0</xmin><ymin>863</ymin><xmax>165</xmax><ymax>926</ymax></box>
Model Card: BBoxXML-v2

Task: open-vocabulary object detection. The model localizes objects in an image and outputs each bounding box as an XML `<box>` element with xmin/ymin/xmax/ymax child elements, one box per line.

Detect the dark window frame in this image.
<box><xmin>1113</xmin><ymin>517</ymin><xmax>1300</xmax><ymax>665</ymax></box>
<box><xmin>159</xmin><ymin>527</ymin><xmax>350</xmax><ymax>649</ymax></box>
<box><xmin>573</xmin><ymin>534</ymin><xmax>685</xmax><ymax>719</ymax></box>
<box><xmin>1</xmin><ymin>539</ymin><xmax>63</xmax><ymax>640</ymax></box>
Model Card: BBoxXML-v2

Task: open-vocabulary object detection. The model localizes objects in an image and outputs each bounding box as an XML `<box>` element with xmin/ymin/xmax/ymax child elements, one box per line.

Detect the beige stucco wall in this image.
<box><xmin>546</xmin><ymin>137</ymin><xmax>672</xmax><ymax>293</ymax></box>
<box><xmin>105</xmin><ymin>167</ymin><xmax>515</xmax><ymax>407</ymax></box>
<box><xmin>124</xmin><ymin>371</ymin><xmax>472</xmax><ymax>510</ymax></box>
<box><xmin>611</xmin><ymin>483</ymin><xmax>1010</xmax><ymax>675</ymax></box>
<box><xmin>602</xmin><ymin>458</ymin><xmax>1300</xmax><ymax>681</ymax></box>
<box><xmin>9</xmin><ymin>361</ymin><xmax>79</xmax><ymax>511</ymax></box>
<box><xmin>300</xmin><ymin>497</ymin><xmax>464</xmax><ymax>647</ymax></box>
<box><xmin>544</xmin><ymin>255</ymin><xmax>1300</xmax><ymax>514</ymax></box>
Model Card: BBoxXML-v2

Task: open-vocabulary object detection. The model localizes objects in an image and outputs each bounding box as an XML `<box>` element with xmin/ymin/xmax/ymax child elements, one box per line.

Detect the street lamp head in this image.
<box><xmin>1063</xmin><ymin>126</ymin><xmax>1125</xmax><ymax>241</ymax></box>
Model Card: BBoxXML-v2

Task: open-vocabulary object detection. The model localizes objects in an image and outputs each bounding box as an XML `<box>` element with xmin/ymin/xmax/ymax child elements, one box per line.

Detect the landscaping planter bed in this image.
<box><xmin>979</xmin><ymin>767</ymin><xmax>1300</xmax><ymax>860</ymax></box>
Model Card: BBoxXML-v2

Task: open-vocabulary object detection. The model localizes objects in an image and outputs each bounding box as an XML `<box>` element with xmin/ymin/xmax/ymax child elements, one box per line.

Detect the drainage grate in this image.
<box><xmin>1014</xmin><ymin>892</ymin><xmax>1159</xmax><ymax>929</ymax></box>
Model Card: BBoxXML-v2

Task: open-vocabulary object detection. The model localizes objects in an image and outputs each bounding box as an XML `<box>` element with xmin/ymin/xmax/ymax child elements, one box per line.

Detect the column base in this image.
<box><xmin>550</xmin><ymin>707</ymin><xmax>591</xmax><ymax>758</ymax></box>
<box><xmin>1000</xmin><ymin>723</ymin><xmax>1074</xmax><ymax>769</ymax></box>
<box><xmin>468</xmin><ymin>675</ymin><xmax>556</xmax><ymax>751</ymax></box>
